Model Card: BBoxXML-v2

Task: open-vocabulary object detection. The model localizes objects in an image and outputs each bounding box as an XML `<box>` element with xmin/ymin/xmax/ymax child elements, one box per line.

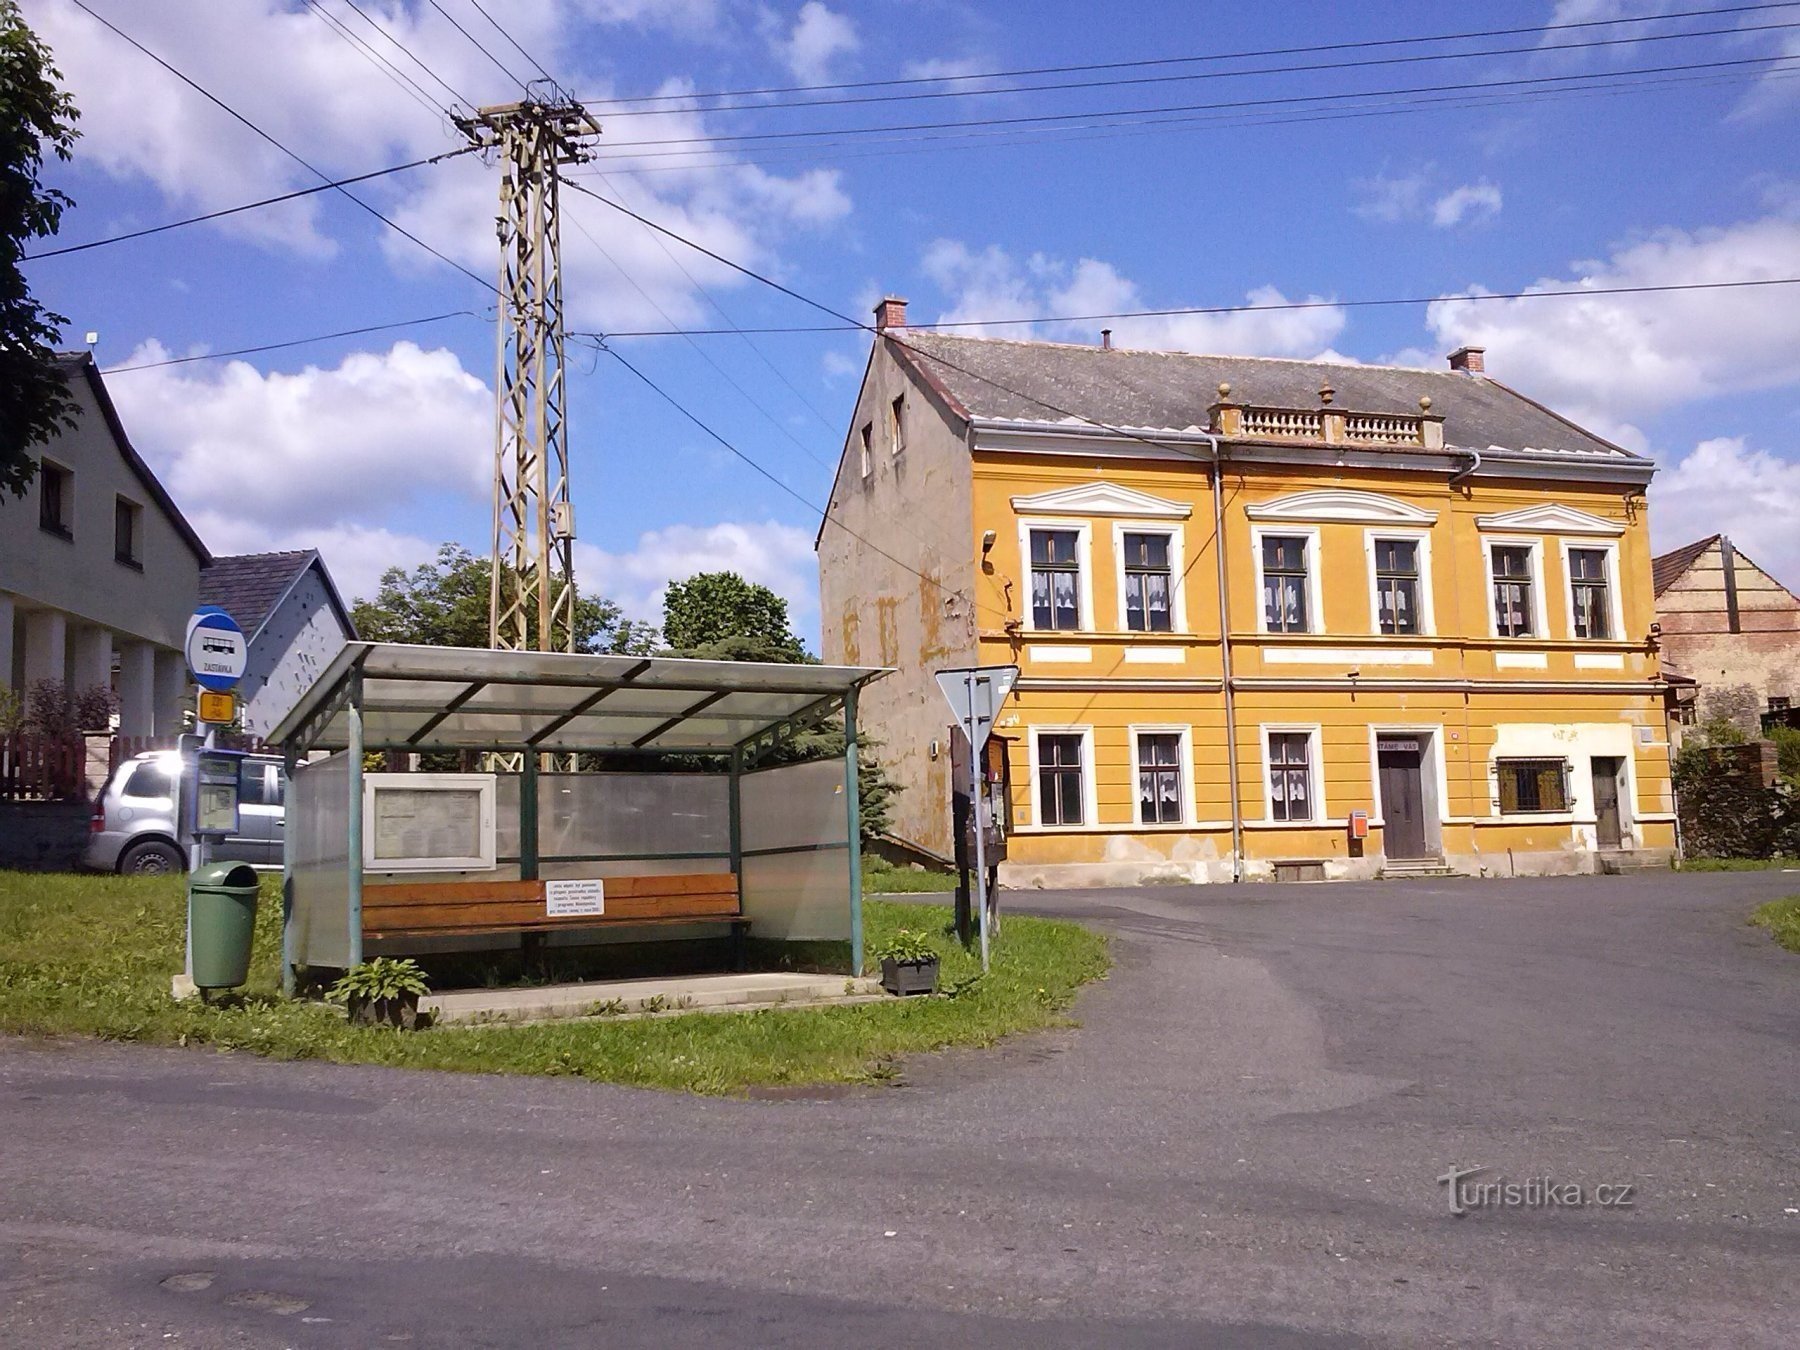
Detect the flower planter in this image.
<box><xmin>880</xmin><ymin>955</ymin><xmax>940</xmax><ymax>997</ymax></box>
<box><xmin>345</xmin><ymin>991</ymin><xmax>422</xmax><ymax>1029</ymax></box>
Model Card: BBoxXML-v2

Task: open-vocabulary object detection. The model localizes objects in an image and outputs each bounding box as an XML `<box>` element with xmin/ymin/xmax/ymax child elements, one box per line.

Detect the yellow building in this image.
<box><xmin>817</xmin><ymin>300</ymin><xmax>1675</xmax><ymax>885</ymax></box>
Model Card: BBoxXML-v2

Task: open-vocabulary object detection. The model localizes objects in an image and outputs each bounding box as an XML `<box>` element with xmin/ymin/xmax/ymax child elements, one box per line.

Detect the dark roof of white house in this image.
<box><xmin>199</xmin><ymin>549</ymin><xmax>356</xmax><ymax>642</ymax></box>
<box><xmin>887</xmin><ymin>331</ymin><xmax>1637</xmax><ymax>461</ymax></box>
<box><xmin>55</xmin><ymin>351</ymin><xmax>211</xmax><ymax>564</ymax></box>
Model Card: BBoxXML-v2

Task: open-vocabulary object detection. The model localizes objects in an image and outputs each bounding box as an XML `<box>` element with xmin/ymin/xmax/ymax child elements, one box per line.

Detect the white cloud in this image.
<box><xmin>32</xmin><ymin>1</ymin><xmax>852</xmax><ymax>322</ymax></box>
<box><xmin>1431</xmin><ymin>180</ymin><xmax>1503</xmax><ymax>228</ymax></box>
<box><xmin>1651</xmin><ymin>437</ymin><xmax>1800</xmax><ymax>588</ymax></box>
<box><xmin>777</xmin><ymin>2</ymin><xmax>859</xmax><ymax>85</ymax></box>
<box><xmin>1422</xmin><ymin>210</ymin><xmax>1800</xmax><ymax>443</ymax></box>
<box><xmin>1353</xmin><ymin>168</ymin><xmax>1500</xmax><ymax>227</ymax></box>
<box><xmin>267</xmin><ymin>523</ymin><xmax>444</xmax><ymax>606</ymax></box>
<box><xmin>1537</xmin><ymin>1</ymin><xmax>1800</xmax><ymax>117</ymax></box>
<box><xmin>921</xmin><ymin>240</ymin><xmax>1348</xmax><ymax>358</ymax></box>
<box><xmin>1351</xmin><ymin>171</ymin><xmax>1429</xmax><ymax>223</ymax></box>
<box><xmin>104</xmin><ymin>340</ymin><xmax>491</xmax><ymax>596</ymax></box>
<box><xmin>575</xmin><ymin>520</ymin><xmax>819</xmax><ymax>639</ymax></box>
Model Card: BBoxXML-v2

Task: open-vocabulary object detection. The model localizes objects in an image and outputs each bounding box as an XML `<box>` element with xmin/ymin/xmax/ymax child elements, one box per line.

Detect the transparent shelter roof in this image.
<box><xmin>268</xmin><ymin>643</ymin><xmax>887</xmax><ymax>755</ymax></box>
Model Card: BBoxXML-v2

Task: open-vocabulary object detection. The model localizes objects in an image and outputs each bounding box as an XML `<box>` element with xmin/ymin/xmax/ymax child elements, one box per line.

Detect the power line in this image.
<box><xmin>339</xmin><ymin>0</ymin><xmax>473</xmax><ymax>107</ymax></box>
<box><xmin>67</xmin><ymin>0</ymin><xmax>496</xmax><ymax>296</ymax></box>
<box><xmin>424</xmin><ymin>0</ymin><xmax>528</xmax><ymax>93</ymax></box>
<box><xmin>465</xmin><ymin>0</ymin><xmax>556</xmax><ymax>86</ymax></box>
<box><xmin>304</xmin><ymin>0</ymin><xmax>448</xmax><ymax>124</ymax></box>
<box><xmin>23</xmin><ymin>149</ymin><xmax>475</xmax><ymax>260</ymax></box>
<box><xmin>586</xmin><ymin>14</ymin><xmax>1800</xmax><ymax>119</ymax></box>
<box><xmin>579</xmin><ymin>1</ymin><xmax>1794</xmax><ymax>107</ymax></box>
<box><xmin>573</xmin><ymin>62</ymin><xmax>1800</xmax><ymax>176</ymax></box>
<box><xmin>99</xmin><ymin>311</ymin><xmax>483</xmax><ymax>374</ymax></box>
<box><xmin>603</xmin><ymin>343</ymin><xmax>1001</xmax><ymax>622</ymax></box>
<box><xmin>569</xmin><ymin>51</ymin><xmax>1800</xmax><ymax>152</ymax></box>
<box><xmin>586</xmin><ymin>277</ymin><xmax>1800</xmax><ymax>339</ymax></box>
<box><xmin>554</xmin><ymin>176</ymin><xmax>1800</xmax><ymax>476</ymax></box>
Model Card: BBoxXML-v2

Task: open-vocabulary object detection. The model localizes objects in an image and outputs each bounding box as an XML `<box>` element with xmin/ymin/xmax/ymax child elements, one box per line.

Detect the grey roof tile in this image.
<box><xmin>198</xmin><ymin>551</ymin><xmax>315</xmax><ymax>636</ymax></box>
<box><xmin>888</xmin><ymin>331</ymin><xmax>1637</xmax><ymax>460</ymax></box>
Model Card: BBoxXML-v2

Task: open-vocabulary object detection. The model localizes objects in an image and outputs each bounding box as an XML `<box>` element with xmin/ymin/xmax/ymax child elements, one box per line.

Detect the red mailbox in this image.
<box><xmin>1348</xmin><ymin>808</ymin><xmax>1370</xmax><ymax>840</ymax></box>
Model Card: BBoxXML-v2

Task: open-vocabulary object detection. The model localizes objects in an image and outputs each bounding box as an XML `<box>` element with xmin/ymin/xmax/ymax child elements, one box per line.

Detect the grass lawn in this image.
<box><xmin>863</xmin><ymin>859</ymin><xmax>959</xmax><ymax>893</ymax></box>
<box><xmin>1680</xmin><ymin>857</ymin><xmax>1800</xmax><ymax>872</ymax></box>
<box><xmin>1749</xmin><ymin>897</ymin><xmax>1800</xmax><ymax>954</ymax></box>
<box><xmin>0</xmin><ymin>871</ymin><xmax>1107</xmax><ymax>1094</ymax></box>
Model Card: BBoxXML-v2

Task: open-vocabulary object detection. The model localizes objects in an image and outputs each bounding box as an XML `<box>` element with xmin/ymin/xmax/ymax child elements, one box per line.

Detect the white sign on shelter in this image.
<box><xmin>545</xmin><ymin>878</ymin><xmax>606</xmax><ymax>917</ymax></box>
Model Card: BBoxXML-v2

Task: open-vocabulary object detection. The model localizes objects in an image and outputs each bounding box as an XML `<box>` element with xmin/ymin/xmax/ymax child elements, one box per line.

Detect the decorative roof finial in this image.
<box><xmin>1419</xmin><ymin>394</ymin><xmax>1433</xmax><ymax>412</ymax></box>
<box><xmin>1319</xmin><ymin>382</ymin><xmax>1335</xmax><ymax>405</ymax></box>
<box><xmin>1217</xmin><ymin>381</ymin><xmax>1232</xmax><ymax>400</ymax></box>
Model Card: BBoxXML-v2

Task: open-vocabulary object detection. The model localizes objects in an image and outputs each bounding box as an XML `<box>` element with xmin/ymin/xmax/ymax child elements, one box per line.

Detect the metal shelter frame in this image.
<box><xmin>269</xmin><ymin>643</ymin><xmax>886</xmax><ymax>994</ymax></box>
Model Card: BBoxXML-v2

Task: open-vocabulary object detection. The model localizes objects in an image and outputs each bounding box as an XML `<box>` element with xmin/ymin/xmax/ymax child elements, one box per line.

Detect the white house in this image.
<box><xmin>0</xmin><ymin>352</ymin><xmax>208</xmax><ymax>736</ymax></box>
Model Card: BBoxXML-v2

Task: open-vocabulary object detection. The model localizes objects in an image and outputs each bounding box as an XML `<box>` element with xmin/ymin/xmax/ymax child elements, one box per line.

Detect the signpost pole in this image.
<box><xmin>175</xmin><ymin>607</ymin><xmax>248</xmax><ymax>1000</ymax></box>
<box><xmin>935</xmin><ymin>664</ymin><xmax>1016</xmax><ymax>974</ymax></box>
<box><xmin>966</xmin><ymin>670</ymin><xmax>991</xmax><ymax>973</ymax></box>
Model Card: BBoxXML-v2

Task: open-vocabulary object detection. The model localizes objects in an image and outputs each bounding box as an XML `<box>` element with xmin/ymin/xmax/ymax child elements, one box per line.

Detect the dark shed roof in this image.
<box><xmin>1651</xmin><ymin>535</ymin><xmax>1720</xmax><ymax>597</ymax></box>
<box><xmin>199</xmin><ymin>549</ymin><xmax>353</xmax><ymax>640</ymax></box>
<box><xmin>888</xmin><ymin>331</ymin><xmax>1637</xmax><ymax>461</ymax></box>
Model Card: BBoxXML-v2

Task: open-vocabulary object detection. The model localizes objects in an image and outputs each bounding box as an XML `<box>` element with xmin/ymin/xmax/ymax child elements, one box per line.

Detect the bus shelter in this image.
<box><xmin>268</xmin><ymin>643</ymin><xmax>886</xmax><ymax>995</ymax></box>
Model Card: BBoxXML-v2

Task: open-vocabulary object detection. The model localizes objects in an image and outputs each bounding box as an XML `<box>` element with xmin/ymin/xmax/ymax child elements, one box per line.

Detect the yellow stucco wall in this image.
<box><xmin>965</xmin><ymin>452</ymin><xmax>1674</xmax><ymax>884</ymax></box>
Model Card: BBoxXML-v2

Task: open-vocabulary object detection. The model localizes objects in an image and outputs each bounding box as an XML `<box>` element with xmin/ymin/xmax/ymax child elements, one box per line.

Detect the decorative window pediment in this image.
<box><xmin>1243</xmin><ymin>489</ymin><xmax>1437</xmax><ymax>525</ymax></box>
<box><xmin>1474</xmin><ymin>503</ymin><xmax>1623</xmax><ymax>536</ymax></box>
<box><xmin>1010</xmin><ymin>481</ymin><xmax>1192</xmax><ymax>519</ymax></box>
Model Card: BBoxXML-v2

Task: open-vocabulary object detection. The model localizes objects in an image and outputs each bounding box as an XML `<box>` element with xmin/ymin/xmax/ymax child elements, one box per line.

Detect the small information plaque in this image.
<box><xmin>545</xmin><ymin>878</ymin><xmax>606</xmax><ymax>918</ymax></box>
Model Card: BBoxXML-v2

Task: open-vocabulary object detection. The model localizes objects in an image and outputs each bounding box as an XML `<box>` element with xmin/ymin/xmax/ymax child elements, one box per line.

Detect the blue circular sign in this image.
<box><xmin>185</xmin><ymin>607</ymin><xmax>247</xmax><ymax>692</ymax></box>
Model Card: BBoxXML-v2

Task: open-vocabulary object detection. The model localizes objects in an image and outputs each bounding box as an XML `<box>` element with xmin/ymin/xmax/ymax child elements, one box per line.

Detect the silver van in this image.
<box><xmin>83</xmin><ymin>750</ymin><xmax>287</xmax><ymax>874</ymax></box>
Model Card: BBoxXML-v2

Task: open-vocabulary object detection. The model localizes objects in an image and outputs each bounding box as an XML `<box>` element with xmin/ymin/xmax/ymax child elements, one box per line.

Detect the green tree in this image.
<box><xmin>0</xmin><ymin>1</ymin><xmax>79</xmax><ymax>499</ymax></box>
<box><xmin>351</xmin><ymin>543</ymin><xmax>651</xmax><ymax>654</ymax></box>
<box><xmin>661</xmin><ymin>571</ymin><xmax>808</xmax><ymax>661</ymax></box>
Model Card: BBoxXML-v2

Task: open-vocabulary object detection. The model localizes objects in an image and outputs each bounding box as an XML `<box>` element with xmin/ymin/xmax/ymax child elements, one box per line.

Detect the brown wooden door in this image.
<box><xmin>1377</xmin><ymin>744</ymin><xmax>1428</xmax><ymax>859</ymax></box>
<box><xmin>1592</xmin><ymin>757</ymin><xmax>1623</xmax><ymax>848</ymax></box>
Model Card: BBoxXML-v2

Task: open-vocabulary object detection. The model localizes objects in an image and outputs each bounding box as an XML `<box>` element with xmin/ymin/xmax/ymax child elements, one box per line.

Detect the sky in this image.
<box><xmin>20</xmin><ymin>0</ymin><xmax>1800</xmax><ymax>648</ymax></box>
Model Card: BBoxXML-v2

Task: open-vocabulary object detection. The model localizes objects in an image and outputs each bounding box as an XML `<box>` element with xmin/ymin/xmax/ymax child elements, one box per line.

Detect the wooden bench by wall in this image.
<box><xmin>362</xmin><ymin>873</ymin><xmax>740</xmax><ymax>940</ymax></box>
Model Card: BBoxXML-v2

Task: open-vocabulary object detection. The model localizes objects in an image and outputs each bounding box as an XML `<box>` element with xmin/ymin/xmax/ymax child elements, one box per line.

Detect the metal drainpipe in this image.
<box><xmin>1204</xmin><ymin>431</ymin><xmax>1244</xmax><ymax>882</ymax></box>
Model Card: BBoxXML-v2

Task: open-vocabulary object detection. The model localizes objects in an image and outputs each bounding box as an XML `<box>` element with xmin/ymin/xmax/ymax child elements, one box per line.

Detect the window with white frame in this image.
<box><xmin>1371</xmin><ymin>537</ymin><xmax>1422</xmax><ymax>635</ymax></box>
<box><xmin>1261</xmin><ymin>535</ymin><xmax>1311</xmax><ymax>633</ymax></box>
<box><xmin>1266</xmin><ymin>730</ymin><xmax>1317</xmax><ymax>822</ymax></box>
<box><xmin>1036</xmin><ymin>732</ymin><xmax>1087</xmax><ymax>825</ymax></box>
<box><xmin>1490</xmin><ymin>543</ymin><xmax>1537</xmax><ymax>637</ymax></box>
<box><xmin>1029</xmin><ymin>528</ymin><xmax>1083</xmax><ymax>630</ymax></box>
<box><xmin>1135</xmin><ymin>731</ymin><xmax>1183</xmax><ymax>824</ymax></box>
<box><xmin>1568</xmin><ymin>547</ymin><xmax>1613</xmax><ymax>639</ymax></box>
<box><xmin>1121</xmin><ymin>531</ymin><xmax>1174</xmax><ymax>632</ymax></box>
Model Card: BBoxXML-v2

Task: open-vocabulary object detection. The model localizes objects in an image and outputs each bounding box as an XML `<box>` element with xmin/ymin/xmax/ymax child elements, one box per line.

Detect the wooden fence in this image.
<box><xmin>0</xmin><ymin>733</ymin><xmax>85</xmax><ymax>802</ymax></box>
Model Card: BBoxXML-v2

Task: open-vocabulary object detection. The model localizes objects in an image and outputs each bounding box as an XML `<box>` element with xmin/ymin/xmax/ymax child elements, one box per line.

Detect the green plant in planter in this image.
<box><xmin>326</xmin><ymin>958</ymin><xmax>431</xmax><ymax>1029</ymax></box>
<box><xmin>872</xmin><ymin>928</ymin><xmax>940</xmax><ymax>996</ymax></box>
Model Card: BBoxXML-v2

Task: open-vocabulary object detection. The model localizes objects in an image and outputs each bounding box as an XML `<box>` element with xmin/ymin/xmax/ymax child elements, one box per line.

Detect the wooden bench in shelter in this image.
<box><xmin>362</xmin><ymin>873</ymin><xmax>750</xmax><ymax>968</ymax></box>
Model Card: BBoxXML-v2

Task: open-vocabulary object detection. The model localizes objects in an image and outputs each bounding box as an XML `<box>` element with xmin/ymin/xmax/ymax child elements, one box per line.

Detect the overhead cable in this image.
<box><xmin>66</xmin><ymin>0</ymin><xmax>496</xmax><ymax>297</ymax></box>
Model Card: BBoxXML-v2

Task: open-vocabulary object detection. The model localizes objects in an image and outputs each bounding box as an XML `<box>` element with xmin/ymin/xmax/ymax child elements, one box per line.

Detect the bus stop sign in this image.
<box><xmin>935</xmin><ymin>665</ymin><xmax>1018</xmax><ymax>754</ymax></box>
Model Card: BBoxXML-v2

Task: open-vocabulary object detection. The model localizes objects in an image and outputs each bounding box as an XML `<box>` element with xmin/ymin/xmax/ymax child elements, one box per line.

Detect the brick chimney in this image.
<box><xmin>1447</xmin><ymin>345</ymin><xmax>1486</xmax><ymax>375</ymax></box>
<box><xmin>873</xmin><ymin>295</ymin><xmax>908</xmax><ymax>331</ymax></box>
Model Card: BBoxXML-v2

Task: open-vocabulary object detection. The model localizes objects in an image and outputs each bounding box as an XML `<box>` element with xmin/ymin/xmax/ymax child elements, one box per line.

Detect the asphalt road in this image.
<box><xmin>4</xmin><ymin>871</ymin><xmax>1797</xmax><ymax>1348</ymax></box>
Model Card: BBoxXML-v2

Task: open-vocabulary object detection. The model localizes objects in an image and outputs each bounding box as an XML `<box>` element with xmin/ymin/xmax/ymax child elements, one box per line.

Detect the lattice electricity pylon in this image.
<box><xmin>456</xmin><ymin>99</ymin><xmax>601</xmax><ymax>658</ymax></box>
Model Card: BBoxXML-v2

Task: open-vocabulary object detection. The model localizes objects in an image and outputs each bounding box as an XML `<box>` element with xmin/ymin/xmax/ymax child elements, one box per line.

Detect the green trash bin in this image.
<box><xmin>189</xmin><ymin>861</ymin><xmax>260</xmax><ymax>990</ymax></box>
